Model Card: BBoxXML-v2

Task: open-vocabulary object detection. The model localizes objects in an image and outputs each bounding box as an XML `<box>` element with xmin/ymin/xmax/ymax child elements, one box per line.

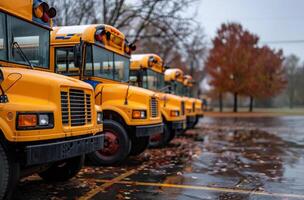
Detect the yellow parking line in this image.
<box><xmin>79</xmin><ymin>169</ymin><xmax>138</xmax><ymax>200</ymax></box>
<box><xmin>94</xmin><ymin>180</ymin><xmax>304</xmax><ymax>199</ymax></box>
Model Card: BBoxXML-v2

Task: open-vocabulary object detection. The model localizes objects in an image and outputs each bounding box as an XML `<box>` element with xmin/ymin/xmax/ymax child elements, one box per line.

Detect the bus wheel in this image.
<box><xmin>192</xmin><ymin>116</ymin><xmax>199</xmax><ymax>128</ymax></box>
<box><xmin>39</xmin><ymin>155</ymin><xmax>84</xmax><ymax>182</ymax></box>
<box><xmin>0</xmin><ymin>143</ymin><xmax>19</xmax><ymax>200</ymax></box>
<box><xmin>167</xmin><ymin>128</ymin><xmax>176</xmax><ymax>143</ymax></box>
<box><xmin>149</xmin><ymin>124</ymin><xmax>170</xmax><ymax>148</ymax></box>
<box><xmin>87</xmin><ymin>120</ymin><xmax>131</xmax><ymax>165</ymax></box>
<box><xmin>129</xmin><ymin>136</ymin><xmax>150</xmax><ymax>156</ymax></box>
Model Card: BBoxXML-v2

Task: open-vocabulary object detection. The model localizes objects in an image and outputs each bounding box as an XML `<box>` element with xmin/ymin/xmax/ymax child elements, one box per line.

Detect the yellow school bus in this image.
<box><xmin>130</xmin><ymin>54</ymin><xmax>186</xmax><ymax>147</ymax></box>
<box><xmin>50</xmin><ymin>25</ymin><xmax>163</xmax><ymax>165</ymax></box>
<box><xmin>165</xmin><ymin>69</ymin><xmax>197</xmax><ymax>129</ymax></box>
<box><xmin>0</xmin><ymin>1</ymin><xmax>104</xmax><ymax>199</ymax></box>
<box><xmin>184</xmin><ymin>75</ymin><xmax>204</xmax><ymax>128</ymax></box>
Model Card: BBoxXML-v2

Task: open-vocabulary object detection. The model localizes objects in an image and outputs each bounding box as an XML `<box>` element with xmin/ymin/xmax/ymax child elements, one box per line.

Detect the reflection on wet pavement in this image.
<box><xmin>15</xmin><ymin>116</ymin><xmax>304</xmax><ymax>200</ymax></box>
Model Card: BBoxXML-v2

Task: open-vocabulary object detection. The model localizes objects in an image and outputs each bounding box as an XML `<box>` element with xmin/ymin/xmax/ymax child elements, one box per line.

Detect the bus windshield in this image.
<box><xmin>184</xmin><ymin>86</ymin><xmax>191</xmax><ymax>97</ymax></box>
<box><xmin>174</xmin><ymin>81</ymin><xmax>184</xmax><ymax>96</ymax></box>
<box><xmin>85</xmin><ymin>45</ymin><xmax>129</xmax><ymax>82</ymax></box>
<box><xmin>143</xmin><ymin>69</ymin><xmax>165</xmax><ymax>91</ymax></box>
<box><xmin>0</xmin><ymin>12</ymin><xmax>50</xmax><ymax>68</ymax></box>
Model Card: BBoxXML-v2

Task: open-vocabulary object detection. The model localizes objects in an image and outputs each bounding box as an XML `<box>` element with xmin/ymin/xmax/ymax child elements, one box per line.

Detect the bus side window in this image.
<box><xmin>0</xmin><ymin>13</ymin><xmax>7</xmax><ymax>60</ymax></box>
<box><xmin>129</xmin><ymin>70</ymin><xmax>141</xmax><ymax>87</ymax></box>
<box><xmin>56</xmin><ymin>48</ymin><xmax>68</xmax><ymax>74</ymax></box>
<box><xmin>55</xmin><ymin>47</ymin><xmax>79</xmax><ymax>75</ymax></box>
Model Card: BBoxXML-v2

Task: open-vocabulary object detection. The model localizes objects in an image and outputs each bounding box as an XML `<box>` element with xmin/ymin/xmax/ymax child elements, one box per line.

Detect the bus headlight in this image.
<box><xmin>170</xmin><ymin>110</ymin><xmax>180</xmax><ymax>117</ymax></box>
<box><xmin>17</xmin><ymin>112</ymin><xmax>54</xmax><ymax>130</ymax></box>
<box><xmin>97</xmin><ymin>112</ymin><xmax>103</xmax><ymax>124</ymax></box>
<box><xmin>132</xmin><ymin>110</ymin><xmax>146</xmax><ymax>119</ymax></box>
<box><xmin>38</xmin><ymin>114</ymin><xmax>50</xmax><ymax>126</ymax></box>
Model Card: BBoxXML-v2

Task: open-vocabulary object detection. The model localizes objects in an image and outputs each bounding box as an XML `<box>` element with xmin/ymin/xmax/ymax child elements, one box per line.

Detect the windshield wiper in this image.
<box><xmin>159</xmin><ymin>85</ymin><xmax>171</xmax><ymax>92</ymax></box>
<box><xmin>12</xmin><ymin>41</ymin><xmax>34</xmax><ymax>69</ymax></box>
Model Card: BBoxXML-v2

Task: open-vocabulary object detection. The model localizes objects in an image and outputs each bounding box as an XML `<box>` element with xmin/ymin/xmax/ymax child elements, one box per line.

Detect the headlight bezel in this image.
<box><xmin>170</xmin><ymin>110</ymin><xmax>180</xmax><ymax>117</ymax></box>
<box><xmin>132</xmin><ymin>110</ymin><xmax>147</xmax><ymax>119</ymax></box>
<box><xmin>16</xmin><ymin>112</ymin><xmax>54</xmax><ymax>130</ymax></box>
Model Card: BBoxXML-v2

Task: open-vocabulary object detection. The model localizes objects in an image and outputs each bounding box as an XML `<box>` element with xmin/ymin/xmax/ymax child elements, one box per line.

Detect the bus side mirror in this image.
<box><xmin>129</xmin><ymin>43</ymin><xmax>136</xmax><ymax>51</ymax></box>
<box><xmin>74</xmin><ymin>44</ymin><xmax>81</xmax><ymax>68</ymax></box>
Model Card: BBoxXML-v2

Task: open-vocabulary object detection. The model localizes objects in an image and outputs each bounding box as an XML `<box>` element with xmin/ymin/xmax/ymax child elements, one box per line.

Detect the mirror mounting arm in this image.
<box><xmin>0</xmin><ymin>69</ymin><xmax>8</xmax><ymax>103</ymax></box>
<box><xmin>124</xmin><ymin>81</ymin><xmax>131</xmax><ymax>105</ymax></box>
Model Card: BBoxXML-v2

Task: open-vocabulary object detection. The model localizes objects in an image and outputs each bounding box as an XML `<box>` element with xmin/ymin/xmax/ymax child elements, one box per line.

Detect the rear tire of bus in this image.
<box><xmin>149</xmin><ymin>124</ymin><xmax>171</xmax><ymax>148</ymax></box>
<box><xmin>129</xmin><ymin>136</ymin><xmax>150</xmax><ymax>156</ymax></box>
<box><xmin>87</xmin><ymin>120</ymin><xmax>131</xmax><ymax>166</ymax></box>
<box><xmin>0</xmin><ymin>142</ymin><xmax>20</xmax><ymax>200</ymax></box>
<box><xmin>38</xmin><ymin>155</ymin><xmax>84</xmax><ymax>182</ymax></box>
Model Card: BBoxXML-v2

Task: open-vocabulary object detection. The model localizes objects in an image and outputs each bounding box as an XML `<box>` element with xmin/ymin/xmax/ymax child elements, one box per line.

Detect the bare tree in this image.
<box><xmin>49</xmin><ymin>0</ymin><xmax>97</xmax><ymax>25</ymax></box>
<box><xmin>183</xmin><ymin>26</ymin><xmax>207</xmax><ymax>97</ymax></box>
<box><xmin>48</xmin><ymin>0</ymin><xmax>207</xmax><ymax>94</ymax></box>
<box><xmin>49</xmin><ymin>0</ymin><xmax>199</xmax><ymax>40</ymax></box>
<box><xmin>284</xmin><ymin>54</ymin><xmax>300</xmax><ymax>109</ymax></box>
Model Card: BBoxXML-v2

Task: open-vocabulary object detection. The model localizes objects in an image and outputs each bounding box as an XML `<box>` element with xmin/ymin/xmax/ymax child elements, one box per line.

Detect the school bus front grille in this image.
<box><xmin>70</xmin><ymin>89</ymin><xmax>86</xmax><ymax>126</ymax></box>
<box><xmin>86</xmin><ymin>94</ymin><xmax>92</xmax><ymax>123</ymax></box>
<box><xmin>150</xmin><ymin>97</ymin><xmax>158</xmax><ymax>118</ymax></box>
<box><xmin>181</xmin><ymin>101</ymin><xmax>185</xmax><ymax>116</ymax></box>
<box><xmin>61</xmin><ymin>92</ymin><xmax>69</xmax><ymax>125</ymax></box>
<box><xmin>61</xmin><ymin>89</ymin><xmax>92</xmax><ymax>127</ymax></box>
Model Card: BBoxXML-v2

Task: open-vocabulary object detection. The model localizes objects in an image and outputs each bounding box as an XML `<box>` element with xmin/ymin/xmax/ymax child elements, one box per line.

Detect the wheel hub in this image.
<box><xmin>150</xmin><ymin>133</ymin><xmax>163</xmax><ymax>142</ymax></box>
<box><xmin>98</xmin><ymin>131</ymin><xmax>120</xmax><ymax>156</ymax></box>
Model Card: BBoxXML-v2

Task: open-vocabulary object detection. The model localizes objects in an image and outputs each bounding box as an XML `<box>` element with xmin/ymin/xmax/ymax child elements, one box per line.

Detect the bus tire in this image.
<box><xmin>87</xmin><ymin>120</ymin><xmax>131</xmax><ymax>165</ymax></box>
<box><xmin>129</xmin><ymin>136</ymin><xmax>150</xmax><ymax>156</ymax></box>
<box><xmin>149</xmin><ymin>123</ymin><xmax>171</xmax><ymax>148</ymax></box>
<box><xmin>38</xmin><ymin>155</ymin><xmax>84</xmax><ymax>182</ymax></box>
<box><xmin>167</xmin><ymin>128</ymin><xmax>176</xmax><ymax>143</ymax></box>
<box><xmin>192</xmin><ymin>116</ymin><xmax>199</xmax><ymax>128</ymax></box>
<box><xmin>0</xmin><ymin>143</ymin><xmax>19</xmax><ymax>200</ymax></box>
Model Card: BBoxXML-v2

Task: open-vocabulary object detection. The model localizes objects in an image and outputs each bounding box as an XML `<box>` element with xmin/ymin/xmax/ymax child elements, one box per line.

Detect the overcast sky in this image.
<box><xmin>191</xmin><ymin>0</ymin><xmax>304</xmax><ymax>62</ymax></box>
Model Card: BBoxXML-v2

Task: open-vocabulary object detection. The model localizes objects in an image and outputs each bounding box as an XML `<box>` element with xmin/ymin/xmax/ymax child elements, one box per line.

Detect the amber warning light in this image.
<box><xmin>33</xmin><ymin>1</ymin><xmax>56</xmax><ymax>23</ymax></box>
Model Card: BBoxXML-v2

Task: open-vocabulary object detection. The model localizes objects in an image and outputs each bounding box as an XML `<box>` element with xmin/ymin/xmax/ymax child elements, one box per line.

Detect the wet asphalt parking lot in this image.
<box><xmin>14</xmin><ymin>116</ymin><xmax>304</xmax><ymax>200</ymax></box>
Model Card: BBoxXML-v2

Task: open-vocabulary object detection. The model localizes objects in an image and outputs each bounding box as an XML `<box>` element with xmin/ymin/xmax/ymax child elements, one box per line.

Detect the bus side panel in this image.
<box><xmin>0</xmin><ymin>116</ymin><xmax>15</xmax><ymax>142</ymax></box>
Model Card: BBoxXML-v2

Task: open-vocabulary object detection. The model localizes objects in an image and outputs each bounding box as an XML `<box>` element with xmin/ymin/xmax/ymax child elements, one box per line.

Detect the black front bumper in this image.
<box><xmin>186</xmin><ymin>116</ymin><xmax>196</xmax><ymax>129</ymax></box>
<box><xmin>135</xmin><ymin>123</ymin><xmax>164</xmax><ymax>137</ymax></box>
<box><xmin>26</xmin><ymin>134</ymin><xmax>104</xmax><ymax>166</ymax></box>
<box><xmin>170</xmin><ymin>120</ymin><xmax>186</xmax><ymax>130</ymax></box>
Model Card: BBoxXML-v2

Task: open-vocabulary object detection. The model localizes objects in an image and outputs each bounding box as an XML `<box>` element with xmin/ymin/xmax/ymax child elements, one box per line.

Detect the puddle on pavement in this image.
<box><xmin>14</xmin><ymin>116</ymin><xmax>304</xmax><ymax>200</ymax></box>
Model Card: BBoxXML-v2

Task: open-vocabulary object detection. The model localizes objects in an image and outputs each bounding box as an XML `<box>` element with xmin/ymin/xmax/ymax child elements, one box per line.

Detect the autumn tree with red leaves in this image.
<box><xmin>206</xmin><ymin>23</ymin><xmax>259</xmax><ymax>112</ymax></box>
<box><xmin>206</xmin><ymin>23</ymin><xmax>286</xmax><ymax>112</ymax></box>
<box><xmin>245</xmin><ymin>46</ymin><xmax>286</xmax><ymax>112</ymax></box>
